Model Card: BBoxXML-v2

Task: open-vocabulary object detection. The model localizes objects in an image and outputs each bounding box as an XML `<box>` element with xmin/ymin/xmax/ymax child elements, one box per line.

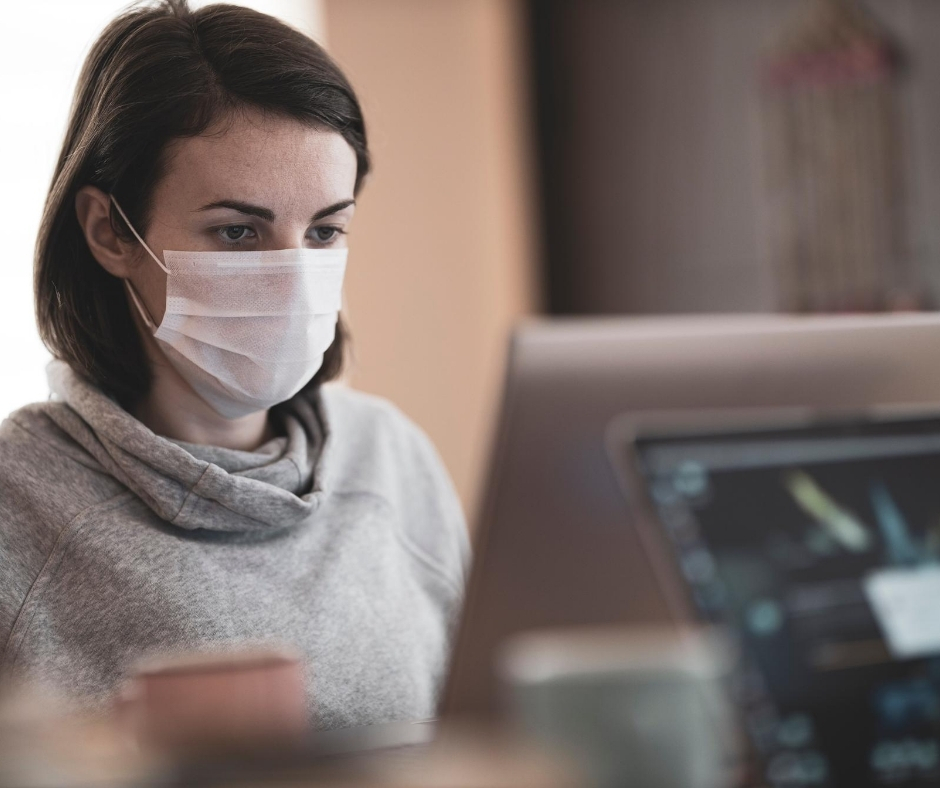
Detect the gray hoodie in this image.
<box><xmin>0</xmin><ymin>361</ymin><xmax>469</xmax><ymax>730</ymax></box>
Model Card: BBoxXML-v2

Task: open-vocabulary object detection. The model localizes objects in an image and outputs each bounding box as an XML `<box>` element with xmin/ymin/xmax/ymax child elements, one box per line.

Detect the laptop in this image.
<box><xmin>440</xmin><ymin>313</ymin><xmax>940</xmax><ymax>720</ymax></box>
<box><xmin>165</xmin><ymin>313</ymin><xmax>940</xmax><ymax>779</ymax></box>
<box><xmin>607</xmin><ymin>409</ymin><xmax>940</xmax><ymax>787</ymax></box>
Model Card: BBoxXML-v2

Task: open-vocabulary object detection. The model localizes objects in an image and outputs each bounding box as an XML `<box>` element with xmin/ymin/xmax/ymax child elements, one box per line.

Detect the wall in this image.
<box><xmin>2</xmin><ymin>1</ymin><xmax>127</xmax><ymax>419</ymax></box>
<box><xmin>324</xmin><ymin>0</ymin><xmax>540</xmax><ymax>523</ymax></box>
<box><xmin>533</xmin><ymin>0</ymin><xmax>940</xmax><ymax>315</ymax></box>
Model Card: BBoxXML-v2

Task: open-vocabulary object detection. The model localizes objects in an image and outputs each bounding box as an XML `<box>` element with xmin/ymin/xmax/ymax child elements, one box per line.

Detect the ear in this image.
<box><xmin>75</xmin><ymin>185</ymin><xmax>138</xmax><ymax>278</ymax></box>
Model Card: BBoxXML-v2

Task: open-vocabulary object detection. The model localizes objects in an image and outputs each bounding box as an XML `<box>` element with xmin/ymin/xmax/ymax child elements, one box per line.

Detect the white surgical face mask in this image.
<box><xmin>110</xmin><ymin>195</ymin><xmax>347</xmax><ymax>419</ymax></box>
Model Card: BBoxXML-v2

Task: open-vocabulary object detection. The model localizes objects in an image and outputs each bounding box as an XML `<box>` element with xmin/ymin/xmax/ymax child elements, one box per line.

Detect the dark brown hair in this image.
<box><xmin>35</xmin><ymin>0</ymin><xmax>368</xmax><ymax>407</ymax></box>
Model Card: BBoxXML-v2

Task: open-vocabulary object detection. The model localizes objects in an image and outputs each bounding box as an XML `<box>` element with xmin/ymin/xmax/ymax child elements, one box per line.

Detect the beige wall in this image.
<box><xmin>324</xmin><ymin>0</ymin><xmax>540</xmax><ymax>524</ymax></box>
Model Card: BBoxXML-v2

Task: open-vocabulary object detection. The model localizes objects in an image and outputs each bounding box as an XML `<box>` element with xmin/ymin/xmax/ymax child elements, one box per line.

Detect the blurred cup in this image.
<box><xmin>117</xmin><ymin>645</ymin><xmax>308</xmax><ymax>753</ymax></box>
<box><xmin>500</xmin><ymin>626</ymin><xmax>739</xmax><ymax>788</ymax></box>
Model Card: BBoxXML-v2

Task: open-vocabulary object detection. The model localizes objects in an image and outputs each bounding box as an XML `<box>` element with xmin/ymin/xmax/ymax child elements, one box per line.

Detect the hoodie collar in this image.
<box><xmin>44</xmin><ymin>361</ymin><xmax>329</xmax><ymax>534</ymax></box>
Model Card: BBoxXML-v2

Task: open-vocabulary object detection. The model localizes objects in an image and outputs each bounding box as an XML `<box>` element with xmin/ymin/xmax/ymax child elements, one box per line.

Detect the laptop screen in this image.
<box><xmin>634</xmin><ymin>417</ymin><xmax>940</xmax><ymax>788</ymax></box>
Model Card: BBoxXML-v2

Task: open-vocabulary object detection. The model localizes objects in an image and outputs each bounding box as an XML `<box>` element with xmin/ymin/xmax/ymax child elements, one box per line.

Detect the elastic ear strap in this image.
<box><xmin>123</xmin><ymin>279</ymin><xmax>158</xmax><ymax>333</ymax></box>
<box><xmin>109</xmin><ymin>194</ymin><xmax>171</xmax><ymax>275</ymax></box>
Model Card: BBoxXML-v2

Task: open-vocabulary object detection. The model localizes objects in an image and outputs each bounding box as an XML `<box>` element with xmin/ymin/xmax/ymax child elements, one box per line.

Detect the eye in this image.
<box><xmin>309</xmin><ymin>226</ymin><xmax>345</xmax><ymax>245</ymax></box>
<box><xmin>218</xmin><ymin>225</ymin><xmax>256</xmax><ymax>244</ymax></box>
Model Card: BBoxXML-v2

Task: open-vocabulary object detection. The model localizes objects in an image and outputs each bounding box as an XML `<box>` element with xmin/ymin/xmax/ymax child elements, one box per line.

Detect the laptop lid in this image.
<box><xmin>440</xmin><ymin>314</ymin><xmax>940</xmax><ymax>721</ymax></box>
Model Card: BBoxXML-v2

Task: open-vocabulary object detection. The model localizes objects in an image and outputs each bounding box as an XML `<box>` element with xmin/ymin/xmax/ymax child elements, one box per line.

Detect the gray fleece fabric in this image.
<box><xmin>0</xmin><ymin>361</ymin><xmax>469</xmax><ymax>729</ymax></box>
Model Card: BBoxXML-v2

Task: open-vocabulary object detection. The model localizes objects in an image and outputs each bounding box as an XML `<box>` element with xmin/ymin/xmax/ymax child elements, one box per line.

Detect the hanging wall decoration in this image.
<box><xmin>758</xmin><ymin>0</ymin><xmax>914</xmax><ymax>312</ymax></box>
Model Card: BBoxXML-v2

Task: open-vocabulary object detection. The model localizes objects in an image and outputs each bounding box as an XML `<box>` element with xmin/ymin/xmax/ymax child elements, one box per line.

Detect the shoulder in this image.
<box><xmin>318</xmin><ymin>385</ymin><xmax>470</xmax><ymax>594</ymax></box>
<box><xmin>0</xmin><ymin>400</ymin><xmax>126</xmax><ymax>546</ymax></box>
<box><xmin>0</xmin><ymin>402</ymin><xmax>122</xmax><ymax>517</ymax></box>
<box><xmin>319</xmin><ymin>385</ymin><xmax>424</xmax><ymax>444</ymax></box>
<box><xmin>318</xmin><ymin>385</ymin><xmax>445</xmax><ymax>484</ymax></box>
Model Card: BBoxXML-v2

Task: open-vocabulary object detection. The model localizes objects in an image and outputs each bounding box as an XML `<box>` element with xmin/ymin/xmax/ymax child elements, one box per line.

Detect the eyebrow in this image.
<box><xmin>196</xmin><ymin>199</ymin><xmax>356</xmax><ymax>223</ymax></box>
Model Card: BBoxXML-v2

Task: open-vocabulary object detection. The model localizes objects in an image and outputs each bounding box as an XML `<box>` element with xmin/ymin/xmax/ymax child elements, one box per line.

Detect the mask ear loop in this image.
<box><xmin>109</xmin><ymin>194</ymin><xmax>169</xmax><ymax>332</ymax></box>
<box><xmin>108</xmin><ymin>194</ymin><xmax>171</xmax><ymax>275</ymax></box>
<box><xmin>123</xmin><ymin>279</ymin><xmax>158</xmax><ymax>332</ymax></box>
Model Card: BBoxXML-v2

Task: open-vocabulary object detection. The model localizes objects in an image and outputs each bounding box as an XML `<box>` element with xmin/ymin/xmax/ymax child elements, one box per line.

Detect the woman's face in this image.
<box><xmin>126</xmin><ymin>108</ymin><xmax>358</xmax><ymax>327</ymax></box>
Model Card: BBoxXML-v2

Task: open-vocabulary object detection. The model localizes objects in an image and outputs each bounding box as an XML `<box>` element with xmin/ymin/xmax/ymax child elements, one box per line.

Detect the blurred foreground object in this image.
<box><xmin>353</xmin><ymin>728</ymin><xmax>582</xmax><ymax>788</ymax></box>
<box><xmin>118</xmin><ymin>646</ymin><xmax>308</xmax><ymax>754</ymax></box>
<box><xmin>162</xmin><ymin>725</ymin><xmax>582</xmax><ymax>788</ymax></box>
<box><xmin>759</xmin><ymin>0</ymin><xmax>917</xmax><ymax>312</ymax></box>
<box><xmin>0</xmin><ymin>678</ymin><xmax>580</xmax><ymax>788</ymax></box>
<box><xmin>500</xmin><ymin>626</ymin><xmax>740</xmax><ymax>788</ymax></box>
<box><xmin>0</xmin><ymin>682</ymin><xmax>164</xmax><ymax>788</ymax></box>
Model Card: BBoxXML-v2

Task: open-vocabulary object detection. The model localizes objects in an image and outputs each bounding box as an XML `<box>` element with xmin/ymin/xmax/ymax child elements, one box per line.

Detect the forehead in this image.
<box><xmin>155</xmin><ymin>109</ymin><xmax>357</xmax><ymax>211</ymax></box>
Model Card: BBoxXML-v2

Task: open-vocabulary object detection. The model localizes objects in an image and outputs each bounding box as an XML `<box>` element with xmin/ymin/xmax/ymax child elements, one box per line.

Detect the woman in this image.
<box><xmin>0</xmin><ymin>0</ymin><xmax>468</xmax><ymax>729</ymax></box>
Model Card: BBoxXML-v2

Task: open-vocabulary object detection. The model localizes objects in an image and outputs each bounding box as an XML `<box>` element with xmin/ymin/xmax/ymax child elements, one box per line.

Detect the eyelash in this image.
<box><xmin>215</xmin><ymin>225</ymin><xmax>347</xmax><ymax>246</ymax></box>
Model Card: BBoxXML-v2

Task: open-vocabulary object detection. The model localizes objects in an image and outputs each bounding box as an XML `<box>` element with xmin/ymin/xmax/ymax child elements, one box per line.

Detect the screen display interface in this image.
<box><xmin>635</xmin><ymin>418</ymin><xmax>940</xmax><ymax>788</ymax></box>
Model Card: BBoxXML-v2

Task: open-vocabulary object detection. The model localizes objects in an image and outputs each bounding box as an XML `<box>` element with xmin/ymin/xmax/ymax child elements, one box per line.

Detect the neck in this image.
<box><xmin>131</xmin><ymin>330</ymin><xmax>274</xmax><ymax>452</ymax></box>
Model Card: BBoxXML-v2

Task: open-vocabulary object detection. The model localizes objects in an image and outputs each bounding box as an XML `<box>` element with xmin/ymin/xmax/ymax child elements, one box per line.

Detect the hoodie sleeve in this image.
<box><xmin>0</xmin><ymin>414</ymin><xmax>67</xmax><ymax>660</ymax></box>
<box><xmin>0</xmin><ymin>409</ymin><xmax>126</xmax><ymax>667</ymax></box>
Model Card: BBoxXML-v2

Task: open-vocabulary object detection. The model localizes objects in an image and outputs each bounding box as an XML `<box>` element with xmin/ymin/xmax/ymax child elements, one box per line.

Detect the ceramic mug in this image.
<box><xmin>118</xmin><ymin>646</ymin><xmax>308</xmax><ymax>753</ymax></box>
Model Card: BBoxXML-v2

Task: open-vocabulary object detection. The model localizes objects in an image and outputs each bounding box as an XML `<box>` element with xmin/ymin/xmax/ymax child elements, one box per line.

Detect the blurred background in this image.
<box><xmin>4</xmin><ymin>0</ymin><xmax>939</xmax><ymax>526</ymax></box>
